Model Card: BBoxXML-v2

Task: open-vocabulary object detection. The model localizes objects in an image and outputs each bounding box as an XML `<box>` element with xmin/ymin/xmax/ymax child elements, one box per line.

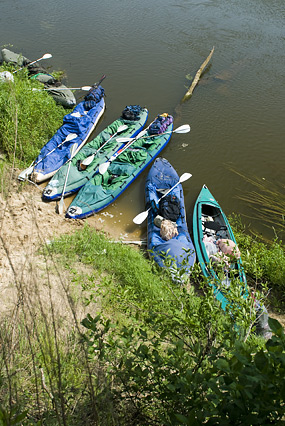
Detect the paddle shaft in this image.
<box><xmin>32</xmin><ymin>134</ymin><xmax>77</xmax><ymax>169</ymax></box>
<box><xmin>58</xmin><ymin>144</ymin><xmax>78</xmax><ymax>213</ymax></box>
<box><xmin>98</xmin><ymin>124</ymin><xmax>155</xmax><ymax>174</ymax></box>
<box><xmin>116</xmin><ymin>124</ymin><xmax>190</xmax><ymax>144</ymax></box>
<box><xmin>13</xmin><ymin>54</ymin><xmax>52</xmax><ymax>73</ymax></box>
<box><xmin>133</xmin><ymin>172</ymin><xmax>192</xmax><ymax>224</ymax></box>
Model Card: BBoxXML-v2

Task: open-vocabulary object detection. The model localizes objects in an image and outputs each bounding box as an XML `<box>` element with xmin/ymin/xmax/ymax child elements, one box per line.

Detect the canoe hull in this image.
<box><xmin>192</xmin><ymin>184</ymin><xmax>246</xmax><ymax>310</ymax></box>
<box><xmin>145</xmin><ymin>157</ymin><xmax>196</xmax><ymax>277</ymax></box>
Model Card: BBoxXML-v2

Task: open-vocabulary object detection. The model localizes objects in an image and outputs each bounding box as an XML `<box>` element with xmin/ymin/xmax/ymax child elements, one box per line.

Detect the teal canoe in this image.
<box><xmin>192</xmin><ymin>184</ymin><xmax>247</xmax><ymax>311</ymax></box>
<box><xmin>66</xmin><ymin>113</ymin><xmax>174</xmax><ymax>219</ymax></box>
<box><xmin>192</xmin><ymin>184</ymin><xmax>271</xmax><ymax>338</ymax></box>
<box><xmin>42</xmin><ymin>106</ymin><xmax>149</xmax><ymax>201</ymax></box>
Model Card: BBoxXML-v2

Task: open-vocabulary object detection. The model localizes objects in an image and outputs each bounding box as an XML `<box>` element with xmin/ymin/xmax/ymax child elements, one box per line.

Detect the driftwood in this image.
<box><xmin>181</xmin><ymin>46</ymin><xmax>215</xmax><ymax>103</ymax></box>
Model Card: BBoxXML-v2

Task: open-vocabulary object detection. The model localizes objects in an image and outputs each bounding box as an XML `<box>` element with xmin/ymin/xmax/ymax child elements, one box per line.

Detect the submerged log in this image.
<box><xmin>181</xmin><ymin>46</ymin><xmax>215</xmax><ymax>103</ymax></box>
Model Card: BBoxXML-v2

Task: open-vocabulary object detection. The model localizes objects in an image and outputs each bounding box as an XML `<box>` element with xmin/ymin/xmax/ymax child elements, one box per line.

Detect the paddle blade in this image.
<box><xmin>116</xmin><ymin>137</ymin><xmax>132</xmax><ymax>143</ymax></box>
<box><xmin>42</xmin><ymin>53</ymin><xmax>52</xmax><ymax>60</ymax></box>
<box><xmin>117</xmin><ymin>124</ymin><xmax>128</xmax><ymax>133</ymax></box>
<box><xmin>174</xmin><ymin>124</ymin><xmax>191</xmax><ymax>134</ymax></box>
<box><xmin>98</xmin><ymin>161</ymin><xmax>110</xmax><ymax>175</ymax></box>
<box><xmin>58</xmin><ymin>198</ymin><xmax>65</xmax><ymax>215</ymax></box>
<box><xmin>81</xmin><ymin>86</ymin><xmax>92</xmax><ymax>90</ymax></box>
<box><xmin>179</xmin><ymin>172</ymin><xmax>192</xmax><ymax>182</ymax></box>
<box><xmin>65</xmin><ymin>133</ymin><xmax>78</xmax><ymax>142</ymax></box>
<box><xmin>18</xmin><ymin>165</ymin><xmax>34</xmax><ymax>181</ymax></box>
<box><xmin>81</xmin><ymin>154</ymin><xmax>95</xmax><ymax>166</ymax></box>
<box><xmin>133</xmin><ymin>210</ymin><xmax>149</xmax><ymax>225</ymax></box>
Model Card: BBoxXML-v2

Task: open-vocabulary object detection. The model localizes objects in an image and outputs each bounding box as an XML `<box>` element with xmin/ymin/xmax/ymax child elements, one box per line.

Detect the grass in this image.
<box><xmin>0</xmin><ymin>62</ymin><xmax>70</xmax><ymax>170</ymax></box>
<box><xmin>0</xmin><ymin>69</ymin><xmax>284</xmax><ymax>425</ymax></box>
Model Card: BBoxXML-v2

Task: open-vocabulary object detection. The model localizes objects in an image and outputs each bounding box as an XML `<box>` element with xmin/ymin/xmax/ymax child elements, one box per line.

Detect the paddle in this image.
<box><xmin>80</xmin><ymin>124</ymin><xmax>129</xmax><ymax>168</ymax></box>
<box><xmin>32</xmin><ymin>86</ymin><xmax>93</xmax><ymax>92</ymax></box>
<box><xmin>58</xmin><ymin>143</ymin><xmax>78</xmax><ymax>214</ymax></box>
<box><xmin>18</xmin><ymin>133</ymin><xmax>78</xmax><ymax>181</ymax></box>
<box><xmin>116</xmin><ymin>124</ymin><xmax>191</xmax><ymax>144</ymax></box>
<box><xmin>77</xmin><ymin>74</ymin><xmax>107</xmax><ymax>101</ymax></box>
<box><xmin>133</xmin><ymin>172</ymin><xmax>192</xmax><ymax>225</ymax></box>
<box><xmin>98</xmin><ymin>127</ymin><xmax>148</xmax><ymax>175</ymax></box>
<box><xmin>13</xmin><ymin>53</ymin><xmax>52</xmax><ymax>73</ymax></box>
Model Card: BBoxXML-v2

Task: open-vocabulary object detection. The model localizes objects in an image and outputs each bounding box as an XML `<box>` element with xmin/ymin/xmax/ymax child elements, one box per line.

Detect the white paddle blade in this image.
<box><xmin>58</xmin><ymin>198</ymin><xmax>65</xmax><ymax>215</ymax></box>
<box><xmin>42</xmin><ymin>53</ymin><xmax>52</xmax><ymax>60</ymax></box>
<box><xmin>98</xmin><ymin>162</ymin><xmax>110</xmax><ymax>175</ymax></box>
<box><xmin>179</xmin><ymin>172</ymin><xmax>192</xmax><ymax>182</ymax></box>
<box><xmin>65</xmin><ymin>133</ymin><xmax>78</xmax><ymax>142</ymax></box>
<box><xmin>133</xmin><ymin>210</ymin><xmax>149</xmax><ymax>225</ymax></box>
<box><xmin>81</xmin><ymin>86</ymin><xmax>92</xmax><ymax>90</ymax></box>
<box><xmin>174</xmin><ymin>124</ymin><xmax>191</xmax><ymax>134</ymax></box>
<box><xmin>116</xmin><ymin>137</ymin><xmax>132</xmax><ymax>143</ymax></box>
<box><xmin>18</xmin><ymin>165</ymin><xmax>34</xmax><ymax>181</ymax></box>
<box><xmin>117</xmin><ymin>124</ymin><xmax>128</xmax><ymax>133</ymax></box>
<box><xmin>81</xmin><ymin>154</ymin><xmax>95</xmax><ymax>166</ymax></box>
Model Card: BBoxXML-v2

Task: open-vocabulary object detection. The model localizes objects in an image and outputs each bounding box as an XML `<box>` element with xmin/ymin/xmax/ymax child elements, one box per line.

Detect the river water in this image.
<box><xmin>1</xmin><ymin>0</ymin><xmax>284</xmax><ymax>241</ymax></box>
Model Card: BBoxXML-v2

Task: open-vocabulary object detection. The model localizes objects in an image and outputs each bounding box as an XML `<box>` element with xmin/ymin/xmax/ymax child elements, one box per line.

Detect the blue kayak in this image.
<box><xmin>145</xmin><ymin>157</ymin><xmax>196</xmax><ymax>279</ymax></box>
<box><xmin>18</xmin><ymin>85</ymin><xmax>105</xmax><ymax>183</ymax></box>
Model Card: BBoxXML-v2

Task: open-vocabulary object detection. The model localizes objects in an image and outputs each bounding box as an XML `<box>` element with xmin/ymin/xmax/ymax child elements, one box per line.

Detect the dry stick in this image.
<box><xmin>40</xmin><ymin>367</ymin><xmax>54</xmax><ymax>401</ymax></box>
<box><xmin>181</xmin><ymin>46</ymin><xmax>215</xmax><ymax>102</ymax></box>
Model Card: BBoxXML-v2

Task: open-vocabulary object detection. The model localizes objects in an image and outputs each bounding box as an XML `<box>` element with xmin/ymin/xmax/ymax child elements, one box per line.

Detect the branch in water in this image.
<box><xmin>181</xmin><ymin>46</ymin><xmax>215</xmax><ymax>102</ymax></box>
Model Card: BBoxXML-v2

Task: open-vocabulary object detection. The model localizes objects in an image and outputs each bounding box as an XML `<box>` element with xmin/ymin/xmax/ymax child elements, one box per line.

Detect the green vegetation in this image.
<box><xmin>0</xmin><ymin>62</ymin><xmax>69</xmax><ymax>169</ymax></box>
<box><xmin>0</xmin><ymin>225</ymin><xmax>284</xmax><ymax>425</ymax></box>
<box><xmin>0</xmin><ymin>68</ymin><xmax>284</xmax><ymax>425</ymax></box>
<box><xmin>231</xmin><ymin>214</ymin><xmax>285</xmax><ymax>311</ymax></box>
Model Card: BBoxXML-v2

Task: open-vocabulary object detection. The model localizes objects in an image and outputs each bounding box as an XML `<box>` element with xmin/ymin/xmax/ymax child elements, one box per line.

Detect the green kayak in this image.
<box><xmin>66</xmin><ymin>113</ymin><xmax>174</xmax><ymax>219</ymax></box>
<box><xmin>42</xmin><ymin>106</ymin><xmax>148</xmax><ymax>201</ymax></box>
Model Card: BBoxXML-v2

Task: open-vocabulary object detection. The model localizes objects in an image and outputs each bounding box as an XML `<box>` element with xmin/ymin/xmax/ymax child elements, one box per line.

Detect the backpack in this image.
<box><xmin>121</xmin><ymin>105</ymin><xmax>142</xmax><ymax>121</ymax></box>
<box><xmin>159</xmin><ymin>194</ymin><xmax>180</xmax><ymax>222</ymax></box>
<box><xmin>83</xmin><ymin>86</ymin><xmax>105</xmax><ymax>110</ymax></box>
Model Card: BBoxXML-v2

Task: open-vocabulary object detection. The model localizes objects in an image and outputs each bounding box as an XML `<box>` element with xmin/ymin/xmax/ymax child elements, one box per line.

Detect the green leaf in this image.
<box><xmin>268</xmin><ymin>317</ymin><xmax>284</xmax><ymax>336</ymax></box>
<box><xmin>254</xmin><ymin>350</ymin><xmax>268</xmax><ymax>371</ymax></box>
<box><xmin>174</xmin><ymin>413</ymin><xmax>188</xmax><ymax>424</ymax></box>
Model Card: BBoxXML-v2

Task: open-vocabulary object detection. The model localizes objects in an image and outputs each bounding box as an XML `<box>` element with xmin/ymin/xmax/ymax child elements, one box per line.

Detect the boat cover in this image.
<box><xmin>19</xmin><ymin>85</ymin><xmax>105</xmax><ymax>183</ymax></box>
<box><xmin>42</xmin><ymin>106</ymin><xmax>149</xmax><ymax>200</ymax></box>
<box><xmin>145</xmin><ymin>157</ymin><xmax>196</xmax><ymax>279</ymax></box>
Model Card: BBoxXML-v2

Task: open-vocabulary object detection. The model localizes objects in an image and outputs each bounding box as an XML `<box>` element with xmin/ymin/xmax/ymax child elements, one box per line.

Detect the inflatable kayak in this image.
<box><xmin>18</xmin><ymin>85</ymin><xmax>105</xmax><ymax>183</ymax></box>
<box><xmin>66</xmin><ymin>113</ymin><xmax>174</xmax><ymax>219</ymax></box>
<box><xmin>192</xmin><ymin>184</ymin><xmax>271</xmax><ymax>338</ymax></box>
<box><xmin>144</xmin><ymin>157</ymin><xmax>196</xmax><ymax>280</ymax></box>
<box><xmin>42</xmin><ymin>105</ymin><xmax>149</xmax><ymax>201</ymax></box>
<box><xmin>1</xmin><ymin>48</ymin><xmax>76</xmax><ymax>108</ymax></box>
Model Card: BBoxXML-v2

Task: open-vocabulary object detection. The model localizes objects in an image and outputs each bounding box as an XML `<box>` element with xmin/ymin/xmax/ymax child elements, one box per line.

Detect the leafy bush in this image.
<box><xmin>231</xmin><ymin>214</ymin><xmax>285</xmax><ymax>309</ymax></box>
